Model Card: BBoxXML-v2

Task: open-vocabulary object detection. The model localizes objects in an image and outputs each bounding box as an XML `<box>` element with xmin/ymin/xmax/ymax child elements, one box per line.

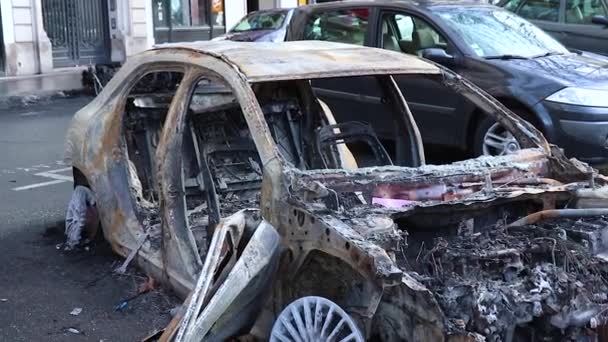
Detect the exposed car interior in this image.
<box><xmin>121</xmin><ymin>71</ymin><xmax>412</xmax><ymax>255</ymax></box>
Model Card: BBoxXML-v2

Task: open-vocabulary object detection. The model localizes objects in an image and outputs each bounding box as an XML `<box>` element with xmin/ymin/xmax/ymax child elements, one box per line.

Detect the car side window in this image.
<box><xmin>565</xmin><ymin>0</ymin><xmax>607</xmax><ymax>24</ymax></box>
<box><xmin>123</xmin><ymin>71</ymin><xmax>184</xmax><ymax>202</ymax></box>
<box><xmin>380</xmin><ymin>12</ymin><xmax>448</xmax><ymax>57</ymax></box>
<box><xmin>303</xmin><ymin>8</ymin><xmax>370</xmax><ymax>46</ymax></box>
<box><xmin>518</xmin><ymin>0</ymin><xmax>560</xmax><ymax>22</ymax></box>
<box><xmin>503</xmin><ymin>0</ymin><xmax>526</xmax><ymax>11</ymax></box>
<box><xmin>395</xmin><ymin>15</ymin><xmax>415</xmax><ymax>40</ymax></box>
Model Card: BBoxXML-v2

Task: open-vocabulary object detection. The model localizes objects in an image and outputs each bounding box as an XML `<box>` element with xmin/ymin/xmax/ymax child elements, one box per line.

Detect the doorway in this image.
<box><xmin>247</xmin><ymin>0</ymin><xmax>259</xmax><ymax>12</ymax></box>
<box><xmin>41</xmin><ymin>0</ymin><xmax>111</xmax><ymax>67</ymax></box>
<box><xmin>0</xmin><ymin>4</ymin><xmax>5</xmax><ymax>75</ymax></box>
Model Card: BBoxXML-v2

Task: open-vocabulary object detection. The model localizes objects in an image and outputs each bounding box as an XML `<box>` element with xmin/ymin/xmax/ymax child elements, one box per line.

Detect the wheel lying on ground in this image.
<box><xmin>270</xmin><ymin>296</ymin><xmax>365</xmax><ymax>342</ymax></box>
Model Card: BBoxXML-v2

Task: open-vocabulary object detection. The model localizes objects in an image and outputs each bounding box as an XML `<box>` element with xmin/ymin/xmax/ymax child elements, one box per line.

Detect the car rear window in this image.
<box><xmin>303</xmin><ymin>8</ymin><xmax>370</xmax><ymax>46</ymax></box>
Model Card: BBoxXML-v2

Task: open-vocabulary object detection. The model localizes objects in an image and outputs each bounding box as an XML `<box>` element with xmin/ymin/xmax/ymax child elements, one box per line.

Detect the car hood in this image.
<box><xmin>496</xmin><ymin>53</ymin><xmax>608</xmax><ymax>89</ymax></box>
<box><xmin>220</xmin><ymin>29</ymin><xmax>282</xmax><ymax>42</ymax></box>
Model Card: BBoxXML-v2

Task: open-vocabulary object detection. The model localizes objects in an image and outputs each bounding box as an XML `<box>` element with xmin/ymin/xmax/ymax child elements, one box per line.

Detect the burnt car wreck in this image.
<box><xmin>64</xmin><ymin>41</ymin><xmax>608</xmax><ymax>341</ymax></box>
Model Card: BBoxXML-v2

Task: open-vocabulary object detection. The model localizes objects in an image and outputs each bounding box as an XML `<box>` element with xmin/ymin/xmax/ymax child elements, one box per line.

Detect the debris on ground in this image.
<box><xmin>141</xmin><ymin>329</ymin><xmax>165</xmax><ymax>342</ymax></box>
<box><xmin>64</xmin><ymin>327</ymin><xmax>83</xmax><ymax>335</ymax></box>
<box><xmin>138</xmin><ymin>276</ymin><xmax>156</xmax><ymax>294</ymax></box>
<box><xmin>115</xmin><ymin>301</ymin><xmax>129</xmax><ymax>312</ymax></box>
<box><xmin>69</xmin><ymin>307</ymin><xmax>82</xmax><ymax>316</ymax></box>
<box><xmin>114</xmin><ymin>233</ymin><xmax>148</xmax><ymax>274</ymax></box>
<box><xmin>115</xmin><ymin>277</ymin><xmax>158</xmax><ymax>313</ymax></box>
<box><xmin>407</xmin><ymin>216</ymin><xmax>608</xmax><ymax>341</ymax></box>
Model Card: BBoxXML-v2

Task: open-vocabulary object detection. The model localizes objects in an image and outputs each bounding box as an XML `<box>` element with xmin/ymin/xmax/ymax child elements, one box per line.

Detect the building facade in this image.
<box><xmin>0</xmin><ymin>0</ymin><xmax>305</xmax><ymax>77</ymax></box>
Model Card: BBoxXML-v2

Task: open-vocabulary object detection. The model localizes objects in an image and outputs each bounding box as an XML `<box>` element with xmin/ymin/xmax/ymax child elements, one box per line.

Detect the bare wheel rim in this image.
<box><xmin>270</xmin><ymin>296</ymin><xmax>365</xmax><ymax>342</ymax></box>
<box><xmin>482</xmin><ymin>122</ymin><xmax>521</xmax><ymax>156</ymax></box>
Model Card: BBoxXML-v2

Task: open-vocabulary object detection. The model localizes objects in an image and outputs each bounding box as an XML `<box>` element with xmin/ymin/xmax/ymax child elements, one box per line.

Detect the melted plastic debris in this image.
<box><xmin>405</xmin><ymin>216</ymin><xmax>608</xmax><ymax>341</ymax></box>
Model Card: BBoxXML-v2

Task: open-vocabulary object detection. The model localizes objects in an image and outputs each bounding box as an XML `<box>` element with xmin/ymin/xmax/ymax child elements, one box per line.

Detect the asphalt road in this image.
<box><xmin>0</xmin><ymin>97</ymin><xmax>177</xmax><ymax>341</ymax></box>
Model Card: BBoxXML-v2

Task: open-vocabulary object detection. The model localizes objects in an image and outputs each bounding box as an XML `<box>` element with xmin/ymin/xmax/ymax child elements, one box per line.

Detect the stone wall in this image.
<box><xmin>1</xmin><ymin>0</ymin><xmax>51</xmax><ymax>76</ymax></box>
<box><xmin>0</xmin><ymin>0</ymin><xmax>300</xmax><ymax>76</ymax></box>
<box><xmin>0</xmin><ymin>0</ymin><xmax>153</xmax><ymax>76</ymax></box>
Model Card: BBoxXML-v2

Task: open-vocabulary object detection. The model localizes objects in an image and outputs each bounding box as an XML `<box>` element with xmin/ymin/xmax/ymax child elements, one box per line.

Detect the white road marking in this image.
<box><xmin>1</xmin><ymin>160</ymin><xmax>67</xmax><ymax>177</ymax></box>
<box><xmin>12</xmin><ymin>167</ymin><xmax>73</xmax><ymax>191</ymax></box>
<box><xmin>12</xmin><ymin>180</ymin><xmax>66</xmax><ymax>191</ymax></box>
<box><xmin>36</xmin><ymin>167</ymin><xmax>73</xmax><ymax>181</ymax></box>
<box><xmin>19</xmin><ymin>111</ymin><xmax>45</xmax><ymax>117</ymax></box>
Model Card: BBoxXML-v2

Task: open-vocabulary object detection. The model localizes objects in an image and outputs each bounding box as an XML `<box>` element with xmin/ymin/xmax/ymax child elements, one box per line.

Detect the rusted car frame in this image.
<box><xmin>65</xmin><ymin>41</ymin><xmax>608</xmax><ymax>341</ymax></box>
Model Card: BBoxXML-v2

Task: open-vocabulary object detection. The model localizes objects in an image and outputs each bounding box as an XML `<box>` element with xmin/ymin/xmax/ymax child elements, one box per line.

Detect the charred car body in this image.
<box><xmin>65</xmin><ymin>41</ymin><xmax>608</xmax><ymax>341</ymax></box>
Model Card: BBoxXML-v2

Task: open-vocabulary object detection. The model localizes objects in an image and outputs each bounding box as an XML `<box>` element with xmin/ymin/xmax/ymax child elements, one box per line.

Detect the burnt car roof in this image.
<box><xmin>151</xmin><ymin>40</ymin><xmax>439</xmax><ymax>82</ymax></box>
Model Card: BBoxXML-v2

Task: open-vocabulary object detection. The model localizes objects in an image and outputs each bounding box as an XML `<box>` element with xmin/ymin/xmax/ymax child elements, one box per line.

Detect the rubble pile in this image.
<box><xmin>410</xmin><ymin>217</ymin><xmax>608</xmax><ymax>341</ymax></box>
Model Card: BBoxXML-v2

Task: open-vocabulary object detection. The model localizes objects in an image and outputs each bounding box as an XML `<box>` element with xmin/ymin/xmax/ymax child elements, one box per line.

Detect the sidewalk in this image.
<box><xmin>0</xmin><ymin>68</ymin><xmax>87</xmax><ymax>111</ymax></box>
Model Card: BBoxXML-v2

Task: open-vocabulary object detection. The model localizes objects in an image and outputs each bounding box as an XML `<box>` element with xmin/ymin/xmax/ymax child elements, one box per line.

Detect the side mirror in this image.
<box><xmin>421</xmin><ymin>48</ymin><xmax>455</xmax><ymax>65</ymax></box>
<box><xmin>591</xmin><ymin>15</ymin><xmax>608</xmax><ymax>26</ymax></box>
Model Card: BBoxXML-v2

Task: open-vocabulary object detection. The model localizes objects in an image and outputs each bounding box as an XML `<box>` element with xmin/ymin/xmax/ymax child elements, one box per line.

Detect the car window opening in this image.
<box><xmin>122</xmin><ymin>71</ymin><xmax>184</xmax><ymax>231</ymax></box>
<box><xmin>186</xmin><ymin>76</ymin><xmax>424</xmax><ymax>242</ymax></box>
<box><xmin>381</xmin><ymin>12</ymin><xmax>449</xmax><ymax>57</ymax></box>
<box><xmin>180</xmin><ymin>77</ymin><xmax>264</xmax><ymax>255</ymax></box>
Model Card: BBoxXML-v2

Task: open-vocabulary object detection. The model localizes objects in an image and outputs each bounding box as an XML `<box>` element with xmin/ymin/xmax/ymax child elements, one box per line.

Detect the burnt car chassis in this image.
<box><xmin>65</xmin><ymin>41</ymin><xmax>608</xmax><ymax>341</ymax></box>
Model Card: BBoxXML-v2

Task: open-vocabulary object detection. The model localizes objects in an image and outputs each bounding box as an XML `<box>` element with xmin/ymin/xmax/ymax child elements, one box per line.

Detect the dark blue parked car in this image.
<box><xmin>280</xmin><ymin>0</ymin><xmax>608</xmax><ymax>165</ymax></box>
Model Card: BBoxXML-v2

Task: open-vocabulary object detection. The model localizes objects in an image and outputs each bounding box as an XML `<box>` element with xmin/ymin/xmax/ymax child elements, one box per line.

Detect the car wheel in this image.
<box><xmin>473</xmin><ymin>116</ymin><xmax>522</xmax><ymax>157</ymax></box>
<box><xmin>270</xmin><ymin>296</ymin><xmax>364</xmax><ymax>342</ymax></box>
<box><xmin>65</xmin><ymin>185</ymin><xmax>99</xmax><ymax>250</ymax></box>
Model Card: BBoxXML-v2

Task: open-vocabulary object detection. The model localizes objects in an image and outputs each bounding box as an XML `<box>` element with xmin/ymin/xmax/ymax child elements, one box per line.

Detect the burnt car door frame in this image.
<box><xmin>155</xmin><ymin>57</ymin><xmax>284</xmax><ymax>293</ymax></box>
<box><xmin>305</xmin><ymin>7</ymin><xmax>398</xmax><ymax>145</ymax></box>
<box><xmin>298</xmin><ymin>4</ymin><xmax>479</xmax><ymax>152</ymax></box>
<box><xmin>157</xmin><ymin>58</ymin><xmax>430</xmax><ymax>308</ymax></box>
<box><xmin>70</xmin><ymin>51</ymin><xmax>286</xmax><ymax>298</ymax></box>
<box><xmin>371</xmin><ymin>6</ymin><xmax>479</xmax><ymax>150</ymax></box>
<box><xmin>69</xmin><ymin>58</ymin><xmax>201</xmax><ymax>296</ymax></box>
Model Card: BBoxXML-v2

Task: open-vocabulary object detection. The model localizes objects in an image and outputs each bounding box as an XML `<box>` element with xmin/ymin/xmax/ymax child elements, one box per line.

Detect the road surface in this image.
<box><xmin>0</xmin><ymin>97</ymin><xmax>177</xmax><ymax>341</ymax></box>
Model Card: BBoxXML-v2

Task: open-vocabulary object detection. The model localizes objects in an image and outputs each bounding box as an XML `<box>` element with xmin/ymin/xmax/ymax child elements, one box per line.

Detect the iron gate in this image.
<box><xmin>42</xmin><ymin>0</ymin><xmax>110</xmax><ymax>67</ymax></box>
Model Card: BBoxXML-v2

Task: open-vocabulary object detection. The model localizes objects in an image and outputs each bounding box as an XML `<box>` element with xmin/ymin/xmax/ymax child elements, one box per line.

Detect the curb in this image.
<box><xmin>0</xmin><ymin>89</ymin><xmax>90</xmax><ymax>112</ymax></box>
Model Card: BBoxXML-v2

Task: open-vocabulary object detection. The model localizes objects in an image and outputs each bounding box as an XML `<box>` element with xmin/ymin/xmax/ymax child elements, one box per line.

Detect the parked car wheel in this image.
<box><xmin>473</xmin><ymin>115</ymin><xmax>523</xmax><ymax>157</ymax></box>
<box><xmin>474</xmin><ymin>118</ymin><xmax>521</xmax><ymax>156</ymax></box>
